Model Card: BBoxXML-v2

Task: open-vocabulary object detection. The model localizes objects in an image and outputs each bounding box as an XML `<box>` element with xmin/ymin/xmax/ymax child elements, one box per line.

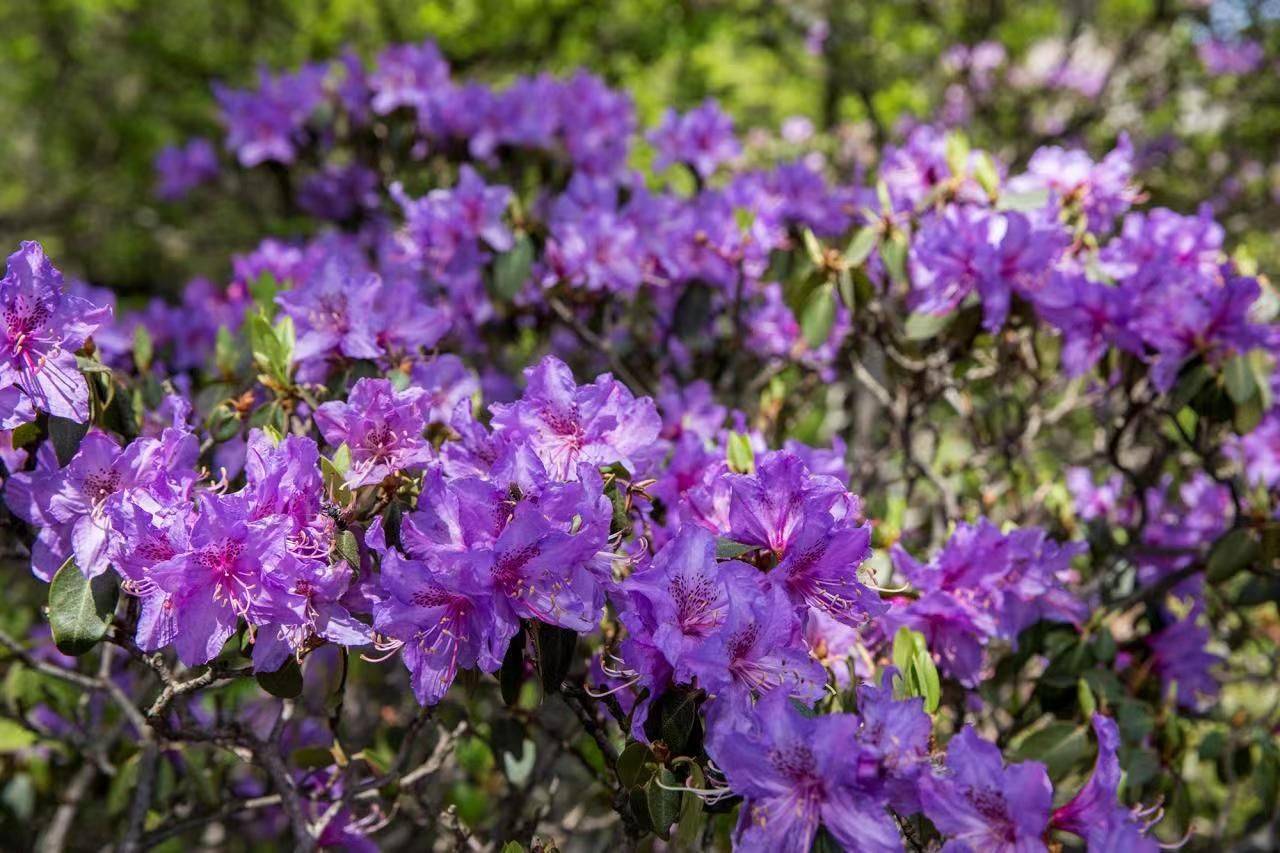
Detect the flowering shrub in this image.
<box><xmin>1</xmin><ymin>38</ymin><xmax>1278</xmax><ymax>852</ymax></box>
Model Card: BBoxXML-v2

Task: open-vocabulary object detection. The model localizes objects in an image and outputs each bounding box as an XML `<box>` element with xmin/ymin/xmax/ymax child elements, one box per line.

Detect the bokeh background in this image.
<box><xmin>2</xmin><ymin>0</ymin><xmax>1277</xmax><ymax>301</ymax></box>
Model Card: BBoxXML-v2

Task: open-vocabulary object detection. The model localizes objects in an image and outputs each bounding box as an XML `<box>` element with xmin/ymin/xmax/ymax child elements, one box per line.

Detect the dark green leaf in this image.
<box><xmin>617</xmin><ymin>741</ymin><xmax>654</xmax><ymax>790</ymax></box>
<box><xmin>48</xmin><ymin>416</ymin><xmax>90</xmax><ymax>467</ymax></box>
<box><xmin>879</xmin><ymin>231</ymin><xmax>908</xmax><ymax>285</ymax></box>
<box><xmin>1011</xmin><ymin>722</ymin><xmax>1090</xmax><ymax>780</ymax></box>
<box><xmin>1225</xmin><ymin>354</ymin><xmax>1258</xmax><ymax>404</ymax></box>
<box><xmin>133</xmin><ymin>324</ymin><xmax>154</xmax><ymax>372</ymax></box>
<box><xmin>48</xmin><ymin>558</ymin><xmax>117</xmax><ymax>656</ymax></box>
<box><xmin>646</xmin><ymin>769</ymin><xmax>682</xmax><ymax>839</ymax></box>
<box><xmin>334</xmin><ymin>530</ymin><xmax>360</xmax><ymax>570</ymax></box>
<box><xmin>256</xmin><ymin>658</ymin><xmax>303</xmax><ymax>698</ymax></box>
<box><xmin>903</xmin><ymin>311</ymin><xmax>952</xmax><ymax>341</ymax></box>
<box><xmin>488</xmin><ymin>233</ymin><xmax>534</xmax><ymax>301</ymax></box>
<box><xmin>500</xmin><ymin>627</ymin><xmax>525</xmax><ymax>707</ymax></box>
<box><xmin>1207</xmin><ymin>528</ymin><xmax>1260</xmax><ymax>583</ymax></box>
<box><xmin>291</xmin><ymin>746</ymin><xmax>335</xmax><ymax>769</ymax></box>
<box><xmin>800</xmin><ymin>282</ymin><xmax>836</xmax><ymax>349</ymax></box>
<box><xmin>535</xmin><ymin>622</ymin><xmax>576</xmax><ymax>694</ymax></box>
<box><xmin>651</xmin><ymin>686</ymin><xmax>701</xmax><ymax>755</ymax></box>
<box><xmin>844</xmin><ymin>226</ymin><xmax>879</xmax><ymax>268</ymax></box>
<box><xmin>714</xmin><ymin>538</ymin><xmax>755</xmax><ymax>560</ymax></box>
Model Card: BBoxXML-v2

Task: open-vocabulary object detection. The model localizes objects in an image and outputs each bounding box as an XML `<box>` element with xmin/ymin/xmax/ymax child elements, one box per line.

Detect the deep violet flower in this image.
<box><xmin>919</xmin><ymin>726</ymin><xmax>1053</xmax><ymax>852</ymax></box>
<box><xmin>706</xmin><ymin>690</ymin><xmax>903</xmax><ymax>853</ymax></box>
<box><xmin>490</xmin><ymin>355</ymin><xmax>661</xmax><ymax>481</ymax></box>
<box><xmin>314</xmin><ymin>378</ymin><xmax>433</xmax><ymax>488</ymax></box>
<box><xmin>0</xmin><ymin>242</ymin><xmax>111</xmax><ymax>425</ymax></box>
<box><xmin>649</xmin><ymin>99</ymin><xmax>741</xmax><ymax>179</ymax></box>
<box><xmin>1052</xmin><ymin>715</ymin><xmax>1160</xmax><ymax>851</ymax></box>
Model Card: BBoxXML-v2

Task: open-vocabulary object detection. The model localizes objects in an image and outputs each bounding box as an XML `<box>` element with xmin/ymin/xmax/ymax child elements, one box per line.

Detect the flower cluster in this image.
<box><xmin>4</xmin><ymin>36</ymin><xmax>1275</xmax><ymax>851</ymax></box>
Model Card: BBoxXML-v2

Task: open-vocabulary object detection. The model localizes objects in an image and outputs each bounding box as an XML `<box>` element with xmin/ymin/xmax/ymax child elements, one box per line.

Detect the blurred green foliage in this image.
<box><xmin>1</xmin><ymin>0</ymin><xmax>1276</xmax><ymax>296</ymax></box>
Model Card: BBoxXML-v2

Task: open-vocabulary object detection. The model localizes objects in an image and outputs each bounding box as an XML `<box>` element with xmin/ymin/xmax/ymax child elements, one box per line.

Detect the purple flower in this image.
<box><xmin>911</xmin><ymin>207</ymin><xmax>1065</xmax><ymax>331</ymax></box>
<box><xmin>0</xmin><ymin>242</ymin><xmax>111</xmax><ymax>425</ymax></box>
<box><xmin>556</xmin><ymin>71</ymin><xmax>635</xmax><ymax>177</ymax></box>
<box><xmin>1031</xmin><ymin>270</ymin><xmax>1142</xmax><ymax>377</ymax></box>
<box><xmin>154</xmin><ymin>138</ymin><xmax>219</xmax><ymax>201</ymax></box>
<box><xmin>374</xmin><ymin>550</ymin><xmax>505</xmax><ymax>706</ymax></box>
<box><xmin>706</xmin><ymin>690</ymin><xmax>903</xmax><ymax>853</ymax></box>
<box><xmin>314</xmin><ymin>379</ymin><xmax>432</xmax><ymax>488</ymax></box>
<box><xmin>297</xmin><ymin>163</ymin><xmax>380</xmax><ymax>222</ymax></box>
<box><xmin>1198</xmin><ymin>38</ymin><xmax>1265</xmax><ymax>76</ymax></box>
<box><xmin>1010</xmin><ymin>134</ymin><xmax>1137</xmax><ymax>232</ymax></box>
<box><xmin>1066</xmin><ymin>467</ymin><xmax>1131</xmax><ymax>523</ymax></box>
<box><xmin>277</xmin><ymin>256</ymin><xmax>383</xmax><ymax>366</ymax></box>
<box><xmin>5</xmin><ymin>428</ymin><xmax>197</xmax><ymax>580</ymax></box>
<box><xmin>408</xmin><ymin>355</ymin><xmax>479</xmax><ymax>424</ymax></box>
<box><xmin>1226</xmin><ymin>410</ymin><xmax>1280</xmax><ymax>488</ymax></box>
<box><xmin>681</xmin><ymin>580</ymin><xmax>825</xmax><ymax>705</ymax></box>
<box><xmin>889</xmin><ymin>520</ymin><xmax>1086</xmax><ymax>684</ymax></box>
<box><xmin>620</xmin><ymin>524</ymin><xmax>760</xmax><ymax>673</ymax></box>
<box><xmin>919</xmin><ymin>726</ymin><xmax>1053</xmax><ymax>853</ymax></box>
<box><xmin>490</xmin><ymin>355</ymin><xmax>660</xmax><ymax>481</ymax></box>
<box><xmin>369</xmin><ymin>40</ymin><xmax>451</xmax><ymax>118</ymax></box>
<box><xmin>147</xmin><ymin>493</ymin><xmax>297</xmax><ymax>666</ymax></box>
<box><xmin>1052</xmin><ymin>715</ymin><xmax>1159</xmax><ymax>851</ymax></box>
<box><xmin>712</xmin><ymin>451</ymin><xmax>855</xmax><ymax>553</ymax></box>
<box><xmin>649</xmin><ymin>99</ymin><xmax>741</xmax><ymax>179</ymax></box>
<box><xmin>766</xmin><ymin>515</ymin><xmax>885</xmax><ymax>625</ymax></box>
<box><xmin>391</xmin><ymin>166</ymin><xmax>512</xmax><ymax>292</ymax></box>
<box><xmin>103</xmin><ymin>497</ymin><xmax>192</xmax><ymax>651</ymax></box>
<box><xmin>1148</xmin><ymin>610</ymin><xmax>1220</xmax><ymax>710</ymax></box>
<box><xmin>215</xmin><ymin>64</ymin><xmax>327</xmax><ymax>167</ymax></box>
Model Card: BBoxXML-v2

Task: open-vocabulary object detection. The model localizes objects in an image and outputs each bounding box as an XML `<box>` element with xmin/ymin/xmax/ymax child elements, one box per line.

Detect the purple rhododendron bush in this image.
<box><xmin>3</xmin><ymin>37</ymin><xmax>1280</xmax><ymax>853</ymax></box>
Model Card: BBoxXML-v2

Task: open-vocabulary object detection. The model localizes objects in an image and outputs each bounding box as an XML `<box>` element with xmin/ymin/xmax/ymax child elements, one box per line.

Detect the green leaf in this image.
<box><xmin>334</xmin><ymin>530</ymin><xmax>360</xmax><ymax>570</ymax></box>
<box><xmin>256</xmin><ymin>658</ymin><xmax>303</xmax><ymax>699</ymax></box>
<box><xmin>106</xmin><ymin>752</ymin><xmax>140</xmax><ymax>814</ymax></box>
<box><xmin>726</xmin><ymin>431</ymin><xmax>754</xmax><ymax>474</ymax></box>
<box><xmin>1000</xmin><ymin>187</ymin><xmax>1050</xmax><ymax>212</ymax></box>
<box><xmin>903</xmin><ymin>312</ymin><xmax>952</xmax><ymax>341</ymax></box>
<box><xmin>48</xmin><ymin>558</ymin><xmax>117</xmax><ymax>656</ymax></box>
<box><xmin>1011</xmin><ymin>722</ymin><xmax>1091</xmax><ymax>780</ymax></box>
<box><xmin>973</xmin><ymin>152</ymin><xmax>1000</xmax><ymax>197</ymax></box>
<box><xmin>1077</xmin><ymin>677</ymin><xmax>1097</xmax><ymax>718</ymax></box>
<box><xmin>215</xmin><ymin>325</ymin><xmax>239</xmax><ymax>376</ymax></box>
<box><xmin>657</xmin><ymin>687</ymin><xmax>701</xmax><ymax>755</ymax></box>
<box><xmin>48</xmin><ymin>416</ymin><xmax>90</xmax><ymax>467</ymax></box>
<box><xmin>291</xmin><ymin>746</ymin><xmax>335</xmax><ymax>769</ymax></box>
<box><xmin>879</xmin><ymin>231</ymin><xmax>908</xmax><ymax>286</ymax></box>
<box><xmin>1207</xmin><ymin>527</ymin><xmax>1260</xmax><ymax>583</ymax></box>
<box><xmin>0</xmin><ymin>719</ymin><xmax>37</xmax><ymax>753</ymax></box>
<box><xmin>10</xmin><ymin>421</ymin><xmax>40</xmax><ymax>450</ymax></box>
<box><xmin>844</xmin><ymin>226</ymin><xmax>879</xmax><ymax>268</ymax></box>
<box><xmin>801</xmin><ymin>228</ymin><xmax>824</xmax><ymax>265</ymax></box>
<box><xmin>1225</xmin><ymin>354</ymin><xmax>1258</xmax><ymax>404</ymax></box>
<box><xmin>499</xmin><ymin>626</ymin><xmax>525</xmax><ymax>707</ymax></box>
<box><xmin>501</xmin><ymin>843</ymin><xmax>526</xmax><ymax>853</ymax></box>
<box><xmin>132</xmin><ymin>324</ymin><xmax>154</xmax><ymax>372</ymax></box>
<box><xmin>250</xmin><ymin>272</ymin><xmax>281</xmax><ymax>313</ymax></box>
<box><xmin>891</xmin><ymin>627</ymin><xmax>940</xmax><ymax>712</ymax></box>
<box><xmin>534</xmin><ymin>622</ymin><xmax>577</xmax><ymax>695</ymax></box>
<box><xmin>489</xmin><ymin>233</ymin><xmax>534</xmax><ymax>301</ymax></box>
<box><xmin>714</xmin><ymin>538</ymin><xmax>755</xmax><ymax>560</ymax></box>
<box><xmin>944</xmin><ymin>130</ymin><xmax>970</xmax><ymax>177</ymax></box>
<box><xmin>800</xmin><ymin>282</ymin><xmax>836</xmax><ymax>349</ymax></box>
<box><xmin>245</xmin><ymin>310</ymin><xmax>294</xmax><ymax>386</ymax></box>
<box><xmin>646</xmin><ymin>769</ymin><xmax>682</xmax><ymax>839</ymax></box>
<box><xmin>674</xmin><ymin>761</ymin><xmax>707</xmax><ymax>848</ymax></box>
<box><xmin>913</xmin><ymin>645</ymin><xmax>941</xmax><ymax>714</ymax></box>
<box><xmin>617</xmin><ymin>741</ymin><xmax>654</xmax><ymax>790</ymax></box>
